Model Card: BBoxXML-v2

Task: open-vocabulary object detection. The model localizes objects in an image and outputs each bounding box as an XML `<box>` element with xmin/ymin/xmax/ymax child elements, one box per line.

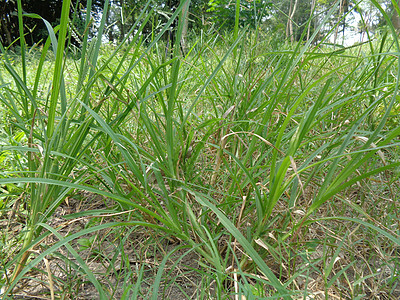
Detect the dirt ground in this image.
<box><xmin>6</xmin><ymin>192</ymin><xmax>209</xmax><ymax>300</ymax></box>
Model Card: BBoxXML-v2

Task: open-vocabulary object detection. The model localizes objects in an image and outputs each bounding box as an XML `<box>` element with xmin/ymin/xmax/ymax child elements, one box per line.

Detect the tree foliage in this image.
<box><xmin>0</xmin><ymin>0</ymin><xmax>105</xmax><ymax>47</ymax></box>
<box><xmin>1</xmin><ymin>0</ymin><xmax>396</xmax><ymax>48</ymax></box>
<box><xmin>207</xmin><ymin>0</ymin><xmax>272</xmax><ymax>31</ymax></box>
<box><xmin>104</xmin><ymin>0</ymin><xmax>206</xmax><ymax>45</ymax></box>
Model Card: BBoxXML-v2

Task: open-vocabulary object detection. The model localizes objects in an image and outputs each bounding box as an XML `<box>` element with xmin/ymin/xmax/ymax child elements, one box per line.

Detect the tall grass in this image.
<box><xmin>1</xmin><ymin>0</ymin><xmax>400</xmax><ymax>298</ymax></box>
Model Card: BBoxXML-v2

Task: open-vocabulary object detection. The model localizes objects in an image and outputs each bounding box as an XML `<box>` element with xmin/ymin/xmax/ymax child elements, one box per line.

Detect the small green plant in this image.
<box><xmin>77</xmin><ymin>236</ymin><xmax>96</xmax><ymax>252</ymax></box>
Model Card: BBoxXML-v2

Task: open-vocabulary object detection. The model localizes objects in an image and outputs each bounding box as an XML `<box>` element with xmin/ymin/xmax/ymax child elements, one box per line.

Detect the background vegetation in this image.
<box><xmin>1</xmin><ymin>0</ymin><xmax>400</xmax><ymax>299</ymax></box>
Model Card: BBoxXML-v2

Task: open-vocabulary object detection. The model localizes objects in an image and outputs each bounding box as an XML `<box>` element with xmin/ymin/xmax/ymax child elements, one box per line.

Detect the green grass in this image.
<box><xmin>1</xmin><ymin>0</ymin><xmax>400</xmax><ymax>298</ymax></box>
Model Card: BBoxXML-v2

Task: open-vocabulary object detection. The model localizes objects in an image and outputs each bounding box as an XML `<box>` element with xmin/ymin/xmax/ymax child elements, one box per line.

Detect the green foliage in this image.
<box><xmin>0</xmin><ymin>0</ymin><xmax>106</xmax><ymax>47</ymax></box>
<box><xmin>207</xmin><ymin>0</ymin><xmax>272</xmax><ymax>31</ymax></box>
<box><xmin>1</xmin><ymin>0</ymin><xmax>400</xmax><ymax>298</ymax></box>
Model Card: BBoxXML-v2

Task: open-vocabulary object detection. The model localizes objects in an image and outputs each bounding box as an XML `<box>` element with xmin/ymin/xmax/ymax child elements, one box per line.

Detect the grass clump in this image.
<box><xmin>1</xmin><ymin>0</ymin><xmax>400</xmax><ymax>298</ymax></box>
